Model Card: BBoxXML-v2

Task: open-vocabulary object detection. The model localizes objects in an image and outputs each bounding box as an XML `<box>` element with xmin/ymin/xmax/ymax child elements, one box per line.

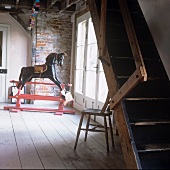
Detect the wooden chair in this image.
<box><xmin>74</xmin><ymin>93</ymin><xmax>114</xmax><ymax>152</ymax></box>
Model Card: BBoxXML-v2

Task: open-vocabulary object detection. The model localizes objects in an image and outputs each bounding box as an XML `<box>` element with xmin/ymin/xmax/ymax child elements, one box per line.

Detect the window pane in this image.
<box><xmin>75</xmin><ymin>70</ymin><xmax>84</xmax><ymax>94</ymax></box>
<box><xmin>87</xmin><ymin>18</ymin><xmax>97</xmax><ymax>44</ymax></box>
<box><xmin>98</xmin><ymin>72</ymin><xmax>108</xmax><ymax>102</ymax></box>
<box><xmin>86</xmin><ymin>43</ymin><xmax>97</xmax><ymax>70</ymax></box>
<box><xmin>75</xmin><ymin>19</ymin><xmax>87</xmax><ymax>94</ymax></box>
<box><xmin>76</xmin><ymin>46</ymin><xmax>85</xmax><ymax>69</ymax></box>
<box><xmin>77</xmin><ymin>21</ymin><xmax>86</xmax><ymax>46</ymax></box>
<box><xmin>85</xmin><ymin>71</ymin><xmax>96</xmax><ymax>98</ymax></box>
<box><xmin>85</xmin><ymin>17</ymin><xmax>98</xmax><ymax>99</ymax></box>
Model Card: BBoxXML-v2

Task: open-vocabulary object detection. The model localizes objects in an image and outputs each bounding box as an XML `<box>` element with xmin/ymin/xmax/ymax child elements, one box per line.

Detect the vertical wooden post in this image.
<box><xmin>99</xmin><ymin>0</ymin><xmax>107</xmax><ymax>57</ymax></box>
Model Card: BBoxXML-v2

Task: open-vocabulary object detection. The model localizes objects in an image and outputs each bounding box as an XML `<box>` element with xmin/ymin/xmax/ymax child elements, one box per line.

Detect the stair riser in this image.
<box><xmin>124</xmin><ymin>100</ymin><xmax>170</xmax><ymax>122</ymax></box>
<box><xmin>139</xmin><ymin>151</ymin><xmax>170</xmax><ymax>169</ymax></box>
<box><xmin>131</xmin><ymin>124</ymin><xmax>170</xmax><ymax>146</ymax></box>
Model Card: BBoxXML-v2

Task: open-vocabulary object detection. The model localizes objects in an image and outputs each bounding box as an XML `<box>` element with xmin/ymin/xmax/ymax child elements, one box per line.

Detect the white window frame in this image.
<box><xmin>73</xmin><ymin>11</ymin><xmax>108</xmax><ymax>114</ymax></box>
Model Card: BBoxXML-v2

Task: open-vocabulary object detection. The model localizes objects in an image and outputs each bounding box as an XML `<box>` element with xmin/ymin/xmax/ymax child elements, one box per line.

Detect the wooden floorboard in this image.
<box><xmin>11</xmin><ymin>112</ymin><xmax>44</xmax><ymax>169</ymax></box>
<box><xmin>0</xmin><ymin>111</ymin><xmax>21</xmax><ymax>169</ymax></box>
<box><xmin>0</xmin><ymin>103</ymin><xmax>126</xmax><ymax>169</ymax></box>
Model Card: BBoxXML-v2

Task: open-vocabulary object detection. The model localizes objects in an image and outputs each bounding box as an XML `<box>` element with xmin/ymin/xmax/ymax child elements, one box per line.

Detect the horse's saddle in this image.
<box><xmin>34</xmin><ymin>64</ymin><xmax>47</xmax><ymax>73</ymax></box>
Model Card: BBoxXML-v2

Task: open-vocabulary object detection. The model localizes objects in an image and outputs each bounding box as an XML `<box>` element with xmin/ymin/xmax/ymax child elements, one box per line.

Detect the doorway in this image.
<box><xmin>0</xmin><ymin>25</ymin><xmax>9</xmax><ymax>102</ymax></box>
<box><xmin>74</xmin><ymin>12</ymin><xmax>108</xmax><ymax>111</ymax></box>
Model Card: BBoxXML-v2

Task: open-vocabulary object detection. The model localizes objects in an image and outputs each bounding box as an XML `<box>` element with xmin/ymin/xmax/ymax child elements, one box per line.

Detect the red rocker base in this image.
<box><xmin>4</xmin><ymin>80</ymin><xmax>75</xmax><ymax>115</ymax></box>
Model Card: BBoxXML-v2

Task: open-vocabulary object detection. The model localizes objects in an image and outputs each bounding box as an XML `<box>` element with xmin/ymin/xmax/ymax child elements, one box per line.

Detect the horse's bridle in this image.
<box><xmin>56</xmin><ymin>53</ymin><xmax>65</xmax><ymax>66</ymax></box>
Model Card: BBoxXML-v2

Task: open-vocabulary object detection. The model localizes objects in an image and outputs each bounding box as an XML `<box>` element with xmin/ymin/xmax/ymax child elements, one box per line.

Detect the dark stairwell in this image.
<box><xmin>90</xmin><ymin>0</ymin><xmax>170</xmax><ymax>169</ymax></box>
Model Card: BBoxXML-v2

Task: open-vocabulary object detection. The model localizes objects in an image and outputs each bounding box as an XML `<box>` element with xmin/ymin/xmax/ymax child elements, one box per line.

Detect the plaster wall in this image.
<box><xmin>0</xmin><ymin>13</ymin><xmax>32</xmax><ymax>102</ymax></box>
<box><xmin>138</xmin><ymin>0</ymin><xmax>170</xmax><ymax>80</ymax></box>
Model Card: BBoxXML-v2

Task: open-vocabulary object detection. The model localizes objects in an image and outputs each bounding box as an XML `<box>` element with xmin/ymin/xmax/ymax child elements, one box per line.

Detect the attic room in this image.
<box><xmin>0</xmin><ymin>0</ymin><xmax>170</xmax><ymax>169</ymax></box>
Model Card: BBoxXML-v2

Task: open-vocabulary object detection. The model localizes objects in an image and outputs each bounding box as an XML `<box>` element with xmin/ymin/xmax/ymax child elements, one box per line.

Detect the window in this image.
<box><xmin>74</xmin><ymin>12</ymin><xmax>108</xmax><ymax>111</ymax></box>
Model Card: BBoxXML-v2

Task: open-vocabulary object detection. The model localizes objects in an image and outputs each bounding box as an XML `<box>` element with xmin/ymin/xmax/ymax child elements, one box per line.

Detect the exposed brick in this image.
<box><xmin>32</xmin><ymin>13</ymin><xmax>72</xmax><ymax>95</ymax></box>
<box><xmin>37</xmin><ymin>43</ymin><xmax>46</xmax><ymax>47</ymax></box>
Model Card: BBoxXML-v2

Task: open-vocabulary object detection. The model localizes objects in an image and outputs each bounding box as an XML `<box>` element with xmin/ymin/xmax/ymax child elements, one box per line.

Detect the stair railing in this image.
<box><xmin>87</xmin><ymin>0</ymin><xmax>145</xmax><ymax>168</ymax></box>
<box><xmin>88</xmin><ymin>0</ymin><xmax>147</xmax><ymax>110</ymax></box>
<box><xmin>109</xmin><ymin>0</ymin><xmax>148</xmax><ymax>109</ymax></box>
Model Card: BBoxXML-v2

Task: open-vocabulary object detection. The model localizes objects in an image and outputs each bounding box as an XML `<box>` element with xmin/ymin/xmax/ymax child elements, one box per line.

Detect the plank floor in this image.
<box><xmin>0</xmin><ymin>103</ymin><xmax>126</xmax><ymax>169</ymax></box>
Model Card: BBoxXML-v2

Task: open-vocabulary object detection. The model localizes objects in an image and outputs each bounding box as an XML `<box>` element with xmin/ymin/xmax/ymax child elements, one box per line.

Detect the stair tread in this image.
<box><xmin>125</xmin><ymin>97</ymin><xmax>170</xmax><ymax>101</ymax></box>
<box><xmin>117</xmin><ymin>76</ymin><xmax>166</xmax><ymax>80</ymax></box>
<box><xmin>137</xmin><ymin>143</ymin><xmax>170</xmax><ymax>152</ymax></box>
<box><xmin>131</xmin><ymin>121</ymin><xmax>170</xmax><ymax>126</ymax></box>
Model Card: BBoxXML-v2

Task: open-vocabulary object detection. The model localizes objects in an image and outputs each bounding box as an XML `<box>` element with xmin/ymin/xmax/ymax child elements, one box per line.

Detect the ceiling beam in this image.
<box><xmin>10</xmin><ymin>13</ymin><xmax>31</xmax><ymax>36</ymax></box>
<box><xmin>15</xmin><ymin>0</ymin><xmax>19</xmax><ymax>9</ymax></box>
<box><xmin>59</xmin><ymin>0</ymin><xmax>80</xmax><ymax>13</ymax></box>
<box><xmin>0</xmin><ymin>0</ymin><xmax>3</xmax><ymax>8</ymax></box>
<box><xmin>45</xmin><ymin>0</ymin><xmax>61</xmax><ymax>11</ymax></box>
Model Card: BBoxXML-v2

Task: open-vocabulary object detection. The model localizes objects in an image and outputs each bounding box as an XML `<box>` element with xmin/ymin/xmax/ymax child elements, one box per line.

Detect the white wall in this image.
<box><xmin>0</xmin><ymin>13</ymin><xmax>32</xmax><ymax>102</ymax></box>
<box><xmin>138</xmin><ymin>0</ymin><xmax>170</xmax><ymax>80</ymax></box>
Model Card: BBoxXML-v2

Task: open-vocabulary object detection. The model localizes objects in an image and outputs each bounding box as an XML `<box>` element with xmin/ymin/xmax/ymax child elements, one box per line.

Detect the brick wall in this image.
<box><xmin>31</xmin><ymin>12</ymin><xmax>73</xmax><ymax>96</ymax></box>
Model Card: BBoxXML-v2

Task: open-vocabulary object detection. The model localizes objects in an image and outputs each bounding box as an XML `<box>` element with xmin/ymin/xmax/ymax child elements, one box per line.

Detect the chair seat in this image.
<box><xmin>82</xmin><ymin>108</ymin><xmax>112</xmax><ymax>116</ymax></box>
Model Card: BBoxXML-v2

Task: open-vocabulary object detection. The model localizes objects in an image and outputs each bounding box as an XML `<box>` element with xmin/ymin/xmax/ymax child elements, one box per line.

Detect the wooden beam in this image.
<box><xmin>114</xmin><ymin>104</ymin><xmax>140</xmax><ymax>169</ymax></box>
<box><xmin>15</xmin><ymin>0</ymin><xmax>19</xmax><ymax>9</ymax></box>
<box><xmin>99</xmin><ymin>0</ymin><xmax>107</xmax><ymax>57</ymax></box>
<box><xmin>87</xmin><ymin>0</ymin><xmax>100</xmax><ymax>42</ymax></box>
<box><xmin>87</xmin><ymin>0</ymin><xmax>117</xmax><ymax>99</ymax></box>
<box><xmin>101</xmin><ymin>91</ymin><xmax>110</xmax><ymax>113</ymax></box>
<box><xmin>59</xmin><ymin>0</ymin><xmax>80</xmax><ymax>14</ymax></box>
<box><xmin>0</xmin><ymin>0</ymin><xmax>2</xmax><ymax>7</ymax></box>
<box><xmin>46</xmin><ymin>0</ymin><xmax>61</xmax><ymax>11</ymax></box>
<box><xmin>98</xmin><ymin>56</ymin><xmax>110</xmax><ymax>67</ymax></box>
<box><xmin>110</xmin><ymin>67</ymin><xmax>144</xmax><ymax>109</ymax></box>
<box><xmin>10</xmin><ymin>13</ymin><xmax>31</xmax><ymax>36</ymax></box>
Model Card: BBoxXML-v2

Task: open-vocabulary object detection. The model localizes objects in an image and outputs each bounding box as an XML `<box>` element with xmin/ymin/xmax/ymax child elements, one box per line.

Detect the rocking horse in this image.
<box><xmin>17</xmin><ymin>52</ymin><xmax>67</xmax><ymax>91</ymax></box>
<box><xmin>3</xmin><ymin>52</ymin><xmax>75</xmax><ymax>114</ymax></box>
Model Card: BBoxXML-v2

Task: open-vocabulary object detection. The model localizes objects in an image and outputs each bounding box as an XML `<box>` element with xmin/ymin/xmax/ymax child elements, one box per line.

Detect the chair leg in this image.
<box><xmin>104</xmin><ymin>115</ymin><xmax>109</xmax><ymax>153</ymax></box>
<box><xmin>84</xmin><ymin>114</ymin><xmax>90</xmax><ymax>141</ymax></box>
<box><xmin>74</xmin><ymin>113</ymin><xmax>84</xmax><ymax>150</ymax></box>
<box><xmin>108</xmin><ymin>115</ymin><xmax>114</xmax><ymax>147</ymax></box>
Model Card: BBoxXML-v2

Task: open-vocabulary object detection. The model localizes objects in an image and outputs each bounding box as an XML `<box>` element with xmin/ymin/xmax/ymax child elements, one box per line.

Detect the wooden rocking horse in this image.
<box><xmin>17</xmin><ymin>52</ymin><xmax>67</xmax><ymax>91</ymax></box>
<box><xmin>4</xmin><ymin>52</ymin><xmax>75</xmax><ymax>114</ymax></box>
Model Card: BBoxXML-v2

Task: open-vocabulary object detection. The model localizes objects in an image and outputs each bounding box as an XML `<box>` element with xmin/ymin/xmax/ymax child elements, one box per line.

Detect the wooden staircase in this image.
<box><xmin>88</xmin><ymin>0</ymin><xmax>170</xmax><ymax>169</ymax></box>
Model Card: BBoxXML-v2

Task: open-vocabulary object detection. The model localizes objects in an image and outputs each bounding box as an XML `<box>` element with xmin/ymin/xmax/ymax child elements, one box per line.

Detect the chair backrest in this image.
<box><xmin>100</xmin><ymin>91</ymin><xmax>111</xmax><ymax>113</ymax></box>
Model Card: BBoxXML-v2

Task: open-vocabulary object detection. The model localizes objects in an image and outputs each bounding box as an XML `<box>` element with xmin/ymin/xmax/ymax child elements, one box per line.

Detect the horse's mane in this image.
<box><xmin>45</xmin><ymin>53</ymin><xmax>57</xmax><ymax>64</ymax></box>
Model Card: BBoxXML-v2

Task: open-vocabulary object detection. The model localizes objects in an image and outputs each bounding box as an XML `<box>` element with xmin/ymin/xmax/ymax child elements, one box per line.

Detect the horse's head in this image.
<box><xmin>56</xmin><ymin>53</ymin><xmax>67</xmax><ymax>66</ymax></box>
<box><xmin>45</xmin><ymin>52</ymin><xmax>67</xmax><ymax>66</ymax></box>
